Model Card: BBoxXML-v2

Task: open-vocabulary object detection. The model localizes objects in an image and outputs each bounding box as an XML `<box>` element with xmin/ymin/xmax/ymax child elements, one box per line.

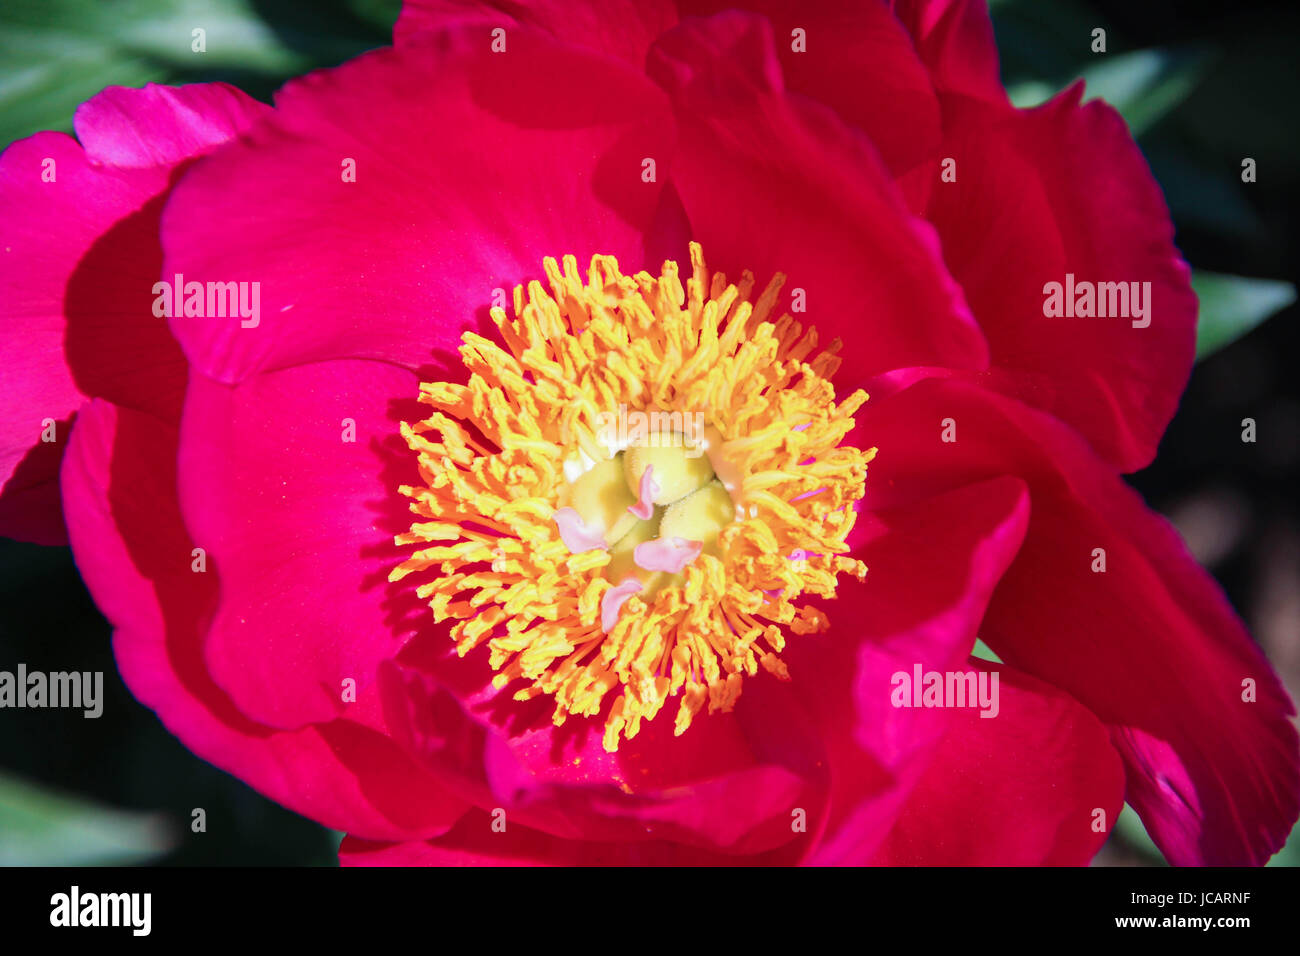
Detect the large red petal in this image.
<box><xmin>678</xmin><ymin>0</ymin><xmax>943</xmax><ymax>176</ymax></box>
<box><xmin>645</xmin><ymin>11</ymin><xmax>988</xmax><ymax>389</ymax></box>
<box><xmin>163</xmin><ymin>25</ymin><xmax>683</xmax><ymax>386</ymax></box>
<box><xmin>872</xmin><ymin>660</ymin><xmax>1125</xmax><ymax>865</ymax></box>
<box><xmin>923</xmin><ymin>86</ymin><xmax>1197</xmax><ymax>471</ymax></box>
<box><xmin>0</xmin><ymin>83</ymin><xmax>269</xmax><ymax>543</ymax></box>
<box><xmin>62</xmin><ymin>399</ymin><xmax>468</xmax><ymax>839</ymax></box>
<box><xmin>176</xmin><ymin>360</ymin><xmax>423</xmax><ymax>729</ymax></box>
<box><xmin>788</xmin><ymin>475</ymin><xmax>1031</xmax><ymax>864</ymax></box>
<box><xmin>860</xmin><ymin>376</ymin><xmax>1300</xmax><ymax>865</ymax></box>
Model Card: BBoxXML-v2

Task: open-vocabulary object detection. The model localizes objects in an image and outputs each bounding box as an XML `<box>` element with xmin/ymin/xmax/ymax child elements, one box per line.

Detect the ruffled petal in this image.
<box><xmin>922</xmin><ymin>86</ymin><xmax>1197</xmax><ymax>471</ymax></box>
<box><xmin>646</xmin><ymin>11</ymin><xmax>988</xmax><ymax>389</ymax></box>
<box><xmin>872</xmin><ymin>660</ymin><xmax>1124</xmax><ymax>865</ymax></box>
<box><xmin>176</xmin><ymin>360</ymin><xmax>423</xmax><ymax>729</ymax></box>
<box><xmin>163</xmin><ymin>25</ymin><xmax>682</xmax><ymax>385</ymax></box>
<box><xmin>860</xmin><ymin>376</ymin><xmax>1300</xmax><ymax>865</ymax></box>
<box><xmin>62</xmin><ymin>399</ymin><xmax>468</xmax><ymax>839</ymax></box>
<box><xmin>785</xmin><ymin>475</ymin><xmax>1031</xmax><ymax>864</ymax></box>
<box><xmin>0</xmin><ymin>83</ymin><xmax>269</xmax><ymax>542</ymax></box>
<box><xmin>74</xmin><ymin>82</ymin><xmax>273</xmax><ymax>169</ymax></box>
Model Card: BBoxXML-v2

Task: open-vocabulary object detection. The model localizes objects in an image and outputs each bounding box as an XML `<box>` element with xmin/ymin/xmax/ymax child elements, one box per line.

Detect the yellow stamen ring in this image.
<box><xmin>391</xmin><ymin>243</ymin><xmax>875</xmax><ymax>751</ymax></box>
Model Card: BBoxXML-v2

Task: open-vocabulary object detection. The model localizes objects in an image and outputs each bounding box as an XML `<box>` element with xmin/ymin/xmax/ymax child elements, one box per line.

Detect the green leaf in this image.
<box><xmin>1005</xmin><ymin>79</ymin><xmax>1056</xmax><ymax>109</ymax></box>
<box><xmin>1008</xmin><ymin>48</ymin><xmax>1208</xmax><ymax>138</ymax></box>
<box><xmin>1079</xmin><ymin>48</ymin><xmax>1208</xmax><ymax>136</ymax></box>
<box><xmin>971</xmin><ymin>638</ymin><xmax>1003</xmax><ymax>664</ymax></box>
<box><xmin>1266</xmin><ymin>818</ymin><xmax>1300</xmax><ymax>867</ymax></box>
<box><xmin>0</xmin><ymin>0</ymin><xmax>393</xmax><ymax>146</ymax></box>
<box><xmin>1112</xmin><ymin>802</ymin><xmax>1167</xmax><ymax>864</ymax></box>
<box><xmin>1193</xmin><ymin>271</ymin><xmax>1296</xmax><ymax>361</ymax></box>
<box><xmin>0</xmin><ymin>771</ymin><xmax>175</xmax><ymax>865</ymax></box>
<box><xmin>1122</xmin><ymin>803</ymin><xmax>1300</xmax><ymax>866</ymax></box>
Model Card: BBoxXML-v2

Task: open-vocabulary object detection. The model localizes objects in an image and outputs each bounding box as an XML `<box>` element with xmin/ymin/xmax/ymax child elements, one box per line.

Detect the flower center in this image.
<box><xmin>392</xmin><ymin>243</ymin><xmax>874</xmax><ymax>751</ymax></box>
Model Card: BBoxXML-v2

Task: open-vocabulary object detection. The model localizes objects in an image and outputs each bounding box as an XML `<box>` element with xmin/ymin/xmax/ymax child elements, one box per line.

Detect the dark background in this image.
<box><xmin>0</xmin><ymin>0</ymin><xmax>1295</xmax><ymax>865</ymax></box>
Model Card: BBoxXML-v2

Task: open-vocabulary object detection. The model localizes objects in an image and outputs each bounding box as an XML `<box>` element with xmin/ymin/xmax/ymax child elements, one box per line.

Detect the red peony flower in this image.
<box><xmin>2</xmin><ymin>0</ymin><xmax>1296</xmax><ymax>865</ymax></box>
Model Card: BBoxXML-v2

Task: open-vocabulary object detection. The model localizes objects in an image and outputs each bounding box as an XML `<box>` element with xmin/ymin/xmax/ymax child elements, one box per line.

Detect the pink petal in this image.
<box><xmin>633</xmin><ymin>535</ymin><xmax>701</xmax><ymax>573</ymax></box>
<box><xmin>553</xmin><ymin>507</ymin><xmax>607</xmax><ymax>553</ymax></box>
<box><xmin>922</xmin><ymin>84</ymin><xmax>1197</xmax><ymax>471</ymax></box>
<box><xmin>74</xmin><ymin>82</ymin><xmax>272</xmax><ymax>169</ymax></box>
<box><xmin>645</xmin><ymin>11</ymin><xmax>987</xmax><ymax>390</ymax></box>
<box><xmin>627</xmin><ymin>463</ymin><xmax>658</xmax><ymax>520</ymax></box>
<box><xmin>0</xmin><ymin>83</ymin><xmax>269</xmax><ymax>543</ymax></box>
<box><xmin>600</xmin><ymin>578</ymin><xmax>643</xmax><ymax>632</ymax></box>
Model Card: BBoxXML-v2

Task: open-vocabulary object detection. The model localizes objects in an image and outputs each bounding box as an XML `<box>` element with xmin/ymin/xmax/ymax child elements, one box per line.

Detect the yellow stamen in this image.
<box><xmin>391</xmin><ymin>243</ymin><xmax>875</xmax><ymax>751</ymax></box>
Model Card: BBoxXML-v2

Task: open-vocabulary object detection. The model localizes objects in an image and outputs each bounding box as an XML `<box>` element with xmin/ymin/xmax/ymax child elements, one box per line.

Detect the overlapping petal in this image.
<box><xmin>871</xmin><ymin>661</ymin><xmax>1124</xmax><ymax>865</ymax></box>
<box><xmin>646</xmin><ymin>11</ymin><xmax>988</xmax><ymax>390</ymax></box>
<box><xmin>0</xmin><ymin>83</ymin><xmax>269</xmax><ymax>543</ymax></box>
<box><xmin>395</xmin><ymin>0</ymin><xmax>678</xmax><ymax>72</ymax></box>
<box><xmin>859</xmin><ymin>376</ymin><xmax>1300</xmax><ymax>865</ymax></box>
<box><xmin>378</xmin><ymin>609</ymin><xmax>824</xmax><ymax>855</ymax></box>
<box><xmin>893</xmin><ymin>0</ymin><xmax>1008</xmax><ymax>106</ymax></box>
<box><xmin>920</xmin><ymin>86</ymin><xmax>1197</xmax><ymax>471</ymax></box>
<box><xmin>176</xmin><ymin>360</ymin><xmax>423</xmax><ymax>729</ymax></box>
<box><xmin>787</xmin><ymin>476</ymin><xmax>1031</xmax><ymax>864</ymax></box>
<box><xmin>163</xmin><ymin>24</ymin><xmax>683</xmax><ymax>386</ymax></box>
<box><xmin>61</xmin><ymin>398</ymin><xmax>468</xmax><ymax>840</ymax></box>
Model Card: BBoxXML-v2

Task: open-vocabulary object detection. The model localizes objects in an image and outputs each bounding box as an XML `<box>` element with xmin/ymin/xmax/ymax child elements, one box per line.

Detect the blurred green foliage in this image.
<box><xmin>0</xmin><ymin>0</ymin><xmax>399</xmax><ymax>146</ymax></box>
